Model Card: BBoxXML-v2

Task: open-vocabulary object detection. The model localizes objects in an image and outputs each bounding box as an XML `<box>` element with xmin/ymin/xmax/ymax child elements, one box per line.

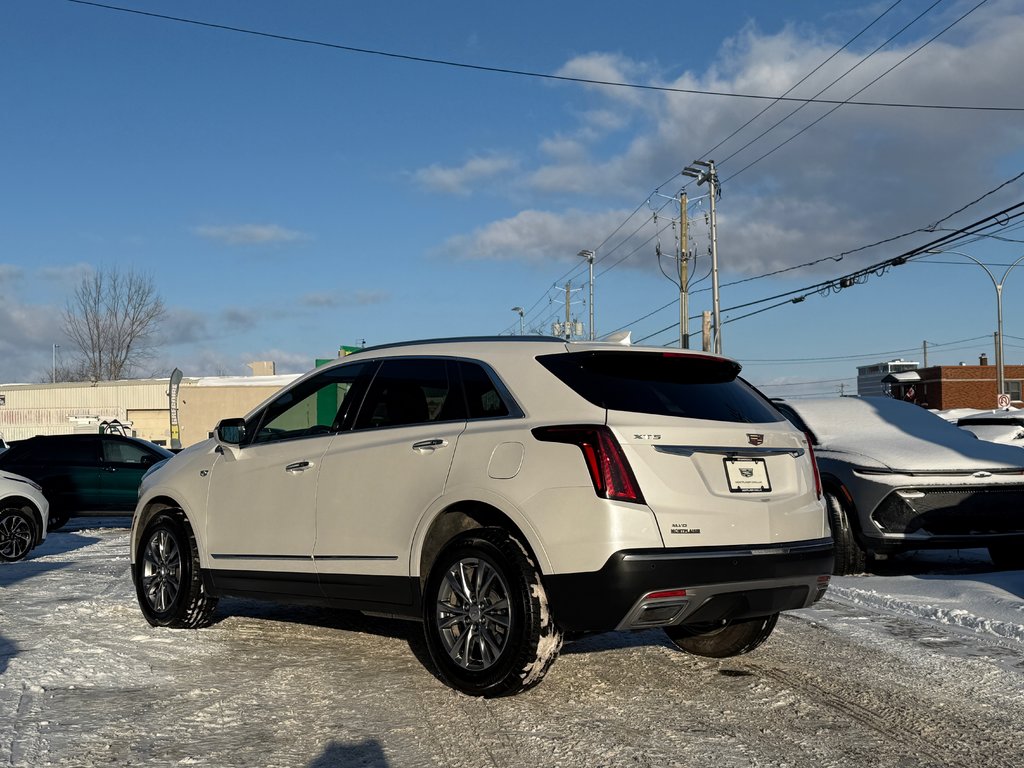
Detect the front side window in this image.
<box><xmin>103</xmin><ymin>440</ymin><xmax>152</xmax><ymax>464</ymax></box>
<box><xmin>354</xmin><ymin>358</ymin><xmax>464</xmax><ymax>429</ymax></box>
<box><xmin>251</xmin><ymin>363</ymin><xmax>370</xmax><ymax>444</ymax></box>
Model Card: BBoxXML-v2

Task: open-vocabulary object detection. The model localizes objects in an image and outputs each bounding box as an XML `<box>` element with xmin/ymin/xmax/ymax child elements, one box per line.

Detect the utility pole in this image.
<box><xmin>679</xmin><ymin>193</ymin><xmax>689</xmax><ymax>349</ymax></box>
<box><xmin>701</xmin><ymin>311</ymin><xmax>712</xmax><ymax>352</ymax></box>
<box><xmin>922</xmin><ymin>340</ymin><xmax>928</xmax><ymax>368</ymax></box>
<box><xmin>52</xmin><ymin>343</ymin><xmax>59</xmax><ymax>383</ymax></box>
<box><xmin>682</xmin><ymin>159</ymin><xmax>721</xmax><ymax>354</ymax></box>
<box><xmin>565</xmin><ymin>282</ymin><xmax>572</xmax><ymax>340</ymax></box>
<box><xmin>579</xmin><ymin>250</ymin><xmax>595</xmax><ymax>340</ymax></box>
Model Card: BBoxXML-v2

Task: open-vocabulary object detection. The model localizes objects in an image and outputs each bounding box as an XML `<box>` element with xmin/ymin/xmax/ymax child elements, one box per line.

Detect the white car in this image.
<box><xmin>130</xmin><ymin>338</ymin><xmax>832</xmax><ymax>696</ymax></box>
<box><xmin>775</xmin><ymin>397</ymin><xmax>1024</xmax><ymax>574</ymax></box>
<box><xmin>0</xmin><ymin>471</ymin><xmax>49</xmax><ymax>562</ymax></box>
<box><xmin>955</xmin><ymin>410</ymin><xmax>1024</xmax><ymax>445</ymax></box>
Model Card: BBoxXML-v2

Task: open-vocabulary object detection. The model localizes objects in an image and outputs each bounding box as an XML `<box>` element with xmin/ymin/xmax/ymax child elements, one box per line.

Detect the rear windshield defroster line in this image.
<box><xmin>537</xmin><ymin>351</ymin><xmax>784</xmax><ymax>425</ymax></box>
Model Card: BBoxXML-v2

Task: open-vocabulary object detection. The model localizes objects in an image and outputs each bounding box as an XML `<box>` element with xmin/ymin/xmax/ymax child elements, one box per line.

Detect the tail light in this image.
<box><xmin>532</xmin><ymin>425</ymin><xmax>645</xmax><ymax>504</ymax></box>
<box><xmin>805</xmin><ymin>433</ymin><xmax>822</xmax><ymax>499</ymax></box>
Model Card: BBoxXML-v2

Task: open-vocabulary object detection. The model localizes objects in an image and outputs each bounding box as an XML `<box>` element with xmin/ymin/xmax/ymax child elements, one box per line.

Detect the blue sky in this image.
<box><xmin>3</xmin><ymin>0</ymin><xmax>1024</xmax><ymax>399</ymax></box>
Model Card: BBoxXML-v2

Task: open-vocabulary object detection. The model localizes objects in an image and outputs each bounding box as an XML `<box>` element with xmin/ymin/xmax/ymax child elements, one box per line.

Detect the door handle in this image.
<box><xmin>285</xmin><ymin>461</ymin><xmax>314</xmax><ymax>473</ymax></box>
<box><xmin>412</xmin><ymin>439</ymin><xmax>448</xmax><ymax>453</ymax></box>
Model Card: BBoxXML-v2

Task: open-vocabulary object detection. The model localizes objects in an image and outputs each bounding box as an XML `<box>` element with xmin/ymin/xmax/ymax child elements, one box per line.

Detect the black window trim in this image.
<box><xmin>348</xmin><ymin>355</ymin><xmax>524</xmax><ymax>433</ymax></box>
<box><xmin>243</xmin><ymin>360</ymin><xmax>379</xmax><ymax>448</ymax></box>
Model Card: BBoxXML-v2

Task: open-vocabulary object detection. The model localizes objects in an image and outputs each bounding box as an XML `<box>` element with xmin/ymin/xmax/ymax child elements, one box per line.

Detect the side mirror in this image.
<box><xmin>215</xmin><ymin>418</ymin><xmax>247</xmax><ymax>446</ymax></box>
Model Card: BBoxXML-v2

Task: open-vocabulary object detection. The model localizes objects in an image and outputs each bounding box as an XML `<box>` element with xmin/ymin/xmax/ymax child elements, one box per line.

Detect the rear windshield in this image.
<box><xmin>538</xmin><ymin>351</ymin><xmax>784</xmax><ymax>424</ymax></box>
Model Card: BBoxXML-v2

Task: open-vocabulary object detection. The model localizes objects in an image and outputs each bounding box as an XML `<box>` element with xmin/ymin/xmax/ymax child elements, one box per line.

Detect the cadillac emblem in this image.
<box><xmin>747</xmin><ymin>433</ymin><xmax>765</xmax><ymax>446</ymax></box>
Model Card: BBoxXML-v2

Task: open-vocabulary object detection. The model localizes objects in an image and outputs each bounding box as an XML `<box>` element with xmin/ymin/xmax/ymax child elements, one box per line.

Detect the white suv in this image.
<box><xmin>130</xmin><ymin>338</ymin><xmax>832</xmax><ymax>696</ymax></box>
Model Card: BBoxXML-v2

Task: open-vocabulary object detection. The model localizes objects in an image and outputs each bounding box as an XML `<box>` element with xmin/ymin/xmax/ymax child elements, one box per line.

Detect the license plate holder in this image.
<box><xmin>724</xmin><ymin>457</ymin><xmax>771</xmax><ymax>493</ymax></box>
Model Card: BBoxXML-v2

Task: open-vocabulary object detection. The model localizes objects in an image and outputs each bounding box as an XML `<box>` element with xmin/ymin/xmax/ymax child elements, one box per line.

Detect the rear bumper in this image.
<box><xmin>543</xmin><ymin>538</ymin><xmax>834</xmax><ymax>632</ymax></box>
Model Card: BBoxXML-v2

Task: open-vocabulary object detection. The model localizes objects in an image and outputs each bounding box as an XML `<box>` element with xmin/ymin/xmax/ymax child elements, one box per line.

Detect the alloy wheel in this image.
<box><xmin>141</xmin><ymin>529</ymin><xmax>182</xmax><ymax>613</ymax></box>
<box><xmin>0</xmin><ymin>513</ymin><xmax>32</xmax><ymax>560</ymax></box>
<box><xmin>435</xmin><ymin>557</ymin><xmax>512</xmax><ymax>671</ymax></box>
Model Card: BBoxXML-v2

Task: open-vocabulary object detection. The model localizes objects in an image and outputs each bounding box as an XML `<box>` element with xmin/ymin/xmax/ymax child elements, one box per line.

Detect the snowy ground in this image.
<box><xmin>2</xmin><ymin>519</ymin><xmax>1023</xmax><ymax>768</ymax></box>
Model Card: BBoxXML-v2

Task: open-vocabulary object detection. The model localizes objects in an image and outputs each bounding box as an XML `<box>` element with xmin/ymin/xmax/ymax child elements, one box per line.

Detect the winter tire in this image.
<box><xmin>423</xmin><ymin>527</ymin><xmax>563</xmax><ymax>697</ymax></box>
<box><xmin>665</xmin><ymin>613</ymin><xmax>779</xmax><ymax>658</ymax></box>
<box><xmin>826</xmin><ymin>491</ymin><xmax>868</xmax><ymax>575</ymax></box>
<box><xmin>136</xmin><ymin>512</ymin><xmax>218</xmax><ymax>629</ymax></box>
<box><xmin>0</xmin><ymin>507</ymin><xmax>37</xmax><ymax>562</ymax></box>
<box><xmin>47</xmin><ymin>507</ymin><xmax>71</xmax><ymax>532</ymax></box>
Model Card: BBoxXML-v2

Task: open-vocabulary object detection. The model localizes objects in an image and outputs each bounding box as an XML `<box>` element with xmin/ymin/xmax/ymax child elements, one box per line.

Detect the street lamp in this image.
<box><xmin>511</xmin><ymin>306</ymin><xmax>525</xmax><ymax>336</ymax></box>
<box><xmin>52</xmin><ymin>344</ymin><xmax>59</xmax><ymax>383</ymax></box>
<box><xmin>926</xmin><ymin>249</ymin><xmax>1024</xmax><ymax>400</ymax></box>
<box><xmin>578</xmin><ymin>250</ymin><xmax>595</xmax><ymax>340</ymax></box>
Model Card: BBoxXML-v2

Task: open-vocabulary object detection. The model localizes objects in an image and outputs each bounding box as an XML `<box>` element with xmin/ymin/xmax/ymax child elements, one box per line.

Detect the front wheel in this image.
<box><xmin>665</xmin><ymin>613</ymin><xmax>779</xmax><ymax>658</ymax></box>
<box><xmin>0</xmin><ymin>507</ymin><xmax>37</xmax><ymax>562</ymax></box>
<box><xmin>422</xmin><ymin>528</ymin><xmax>563</xmax><ymax>697</ymax></box>
<box><xmin>135</xmin><ymin>512</ymin><xmax>218</xmax><ymax>628</ymax></box>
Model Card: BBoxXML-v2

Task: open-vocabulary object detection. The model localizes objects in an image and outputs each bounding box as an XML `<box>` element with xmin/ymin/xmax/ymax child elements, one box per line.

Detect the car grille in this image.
<box><xmin>872</xmin><ymin>487</ymin><xmax>1024</xmax><ymax>535</ymax></box>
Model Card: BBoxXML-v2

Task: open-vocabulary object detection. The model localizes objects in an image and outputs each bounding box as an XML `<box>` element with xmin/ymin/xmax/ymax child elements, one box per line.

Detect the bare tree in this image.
<box><xmin>61</xmin><ymin>267</ymin><xmax>166</xmax><ymax>381</ymax></box>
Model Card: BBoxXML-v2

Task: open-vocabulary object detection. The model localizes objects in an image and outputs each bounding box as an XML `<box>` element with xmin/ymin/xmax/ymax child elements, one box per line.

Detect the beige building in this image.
<box><xmin>0</xmin><ymin>368</ymin><xmax>300</xmax><ymax>447</ymax></box>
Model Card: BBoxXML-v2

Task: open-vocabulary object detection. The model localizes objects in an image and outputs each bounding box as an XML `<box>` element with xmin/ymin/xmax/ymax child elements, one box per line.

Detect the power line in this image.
<box><xmin>755</xmin><ymin>377</ymin><xmax>857</xmax><ymax>388</ymax></box>
<box><xmin>741</xmin><ymin>335</ymin><xmax>989</xmax><ymax>364</ymax></box>
<box><xmin>721</xmin><ymin>0</ymin><xmax>992</xmax><ymax>184</ymax></box>
<box><xmin>700</xmin><ymin>0</ymin><xmax>909</xmax><ymax>161</ymax></box>
<box><xmin>718</xmin><ymin>0</ymin><xmax>945</xmax><ymax>170</ymax></box>
<box><xmin>64</xmin><ymin>0</ymin><xmax>1024</xmax><ymax>112</ymax></box>
<box><xmin>606</xmin><ymin>200</ymin><xmax>1024</xmax><ymax>338</ymax></box>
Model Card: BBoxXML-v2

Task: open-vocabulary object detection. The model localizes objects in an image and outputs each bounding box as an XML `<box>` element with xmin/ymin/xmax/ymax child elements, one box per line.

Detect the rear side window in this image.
<box><xmin>538</xmin><ymin>351</ymin><xmax>783</xmax><ymax>424</ymax></box>
<box><xmin>459</xmin><ymin>361</ymin><xmax>510</xmax><ymax>419</ymax></box>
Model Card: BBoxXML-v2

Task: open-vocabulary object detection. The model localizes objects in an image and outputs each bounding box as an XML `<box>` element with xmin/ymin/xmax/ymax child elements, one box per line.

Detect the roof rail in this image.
<box><xmin>349</xmin><ymin>335</ymin><xmax>564</xmax><ymax>356</ymax></box>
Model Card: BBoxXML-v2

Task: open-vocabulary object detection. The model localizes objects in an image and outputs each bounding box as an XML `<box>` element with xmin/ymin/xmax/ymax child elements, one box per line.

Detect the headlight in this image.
<box><xmin>3</xmin><ymin>474</ymin><xmax>43</xmax><ymax>492</ymax></box>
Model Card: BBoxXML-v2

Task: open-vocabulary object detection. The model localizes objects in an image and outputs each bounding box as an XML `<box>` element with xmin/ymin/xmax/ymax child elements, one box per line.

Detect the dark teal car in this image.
<box><xmin>0</xmin><ymin>434</ymin><xmax>172</xmax><ymax>530</ymax></box>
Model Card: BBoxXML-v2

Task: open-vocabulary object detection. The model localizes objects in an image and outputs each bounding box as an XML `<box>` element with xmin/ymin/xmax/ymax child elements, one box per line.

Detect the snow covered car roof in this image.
<box><xmin>950</xmin><ymin>409</ymin><xmax>1024</xmax><ymax>445</ymax></box>
<box><xmin>775</xmin><ymin>396</ymin><xmax>1024</xmax><ymax>472</ymax></box>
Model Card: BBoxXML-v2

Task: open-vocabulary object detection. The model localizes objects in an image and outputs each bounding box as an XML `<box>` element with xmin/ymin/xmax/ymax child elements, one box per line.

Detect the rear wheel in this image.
<box><xmin>47</xmin><ymin>507</ymin><xmax>71</xmax><ymax>531</ymax></box>
<box><xmin>422</xmin><ymin>527</ymin><xmax>563</xmax><ymax>697</ymax></box>
<box><xmin>826</xmin><ymin>491</ymin><xmax>868</xmax><ymax>575</ymax></box>
<box><xmin>665</xmin><ymin>614</ymin><xmax>779</xmax><ymax>658</ymax></box>
<box><xmin>135</xmin><ymin>512</ymin><xmax>218</xmax><ymax>628</ymax></box>
<box><xmin>0</xmin><ymin>507</ymin><xmax>37</xmax><ymax>562</ymax></box>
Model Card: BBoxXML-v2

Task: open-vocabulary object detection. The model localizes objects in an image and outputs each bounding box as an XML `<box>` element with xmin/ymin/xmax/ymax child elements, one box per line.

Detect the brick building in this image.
<box><xmin>883</xmin><ymin>360</ymin><xmax>1024</xmax><ymax>410</ymax></box>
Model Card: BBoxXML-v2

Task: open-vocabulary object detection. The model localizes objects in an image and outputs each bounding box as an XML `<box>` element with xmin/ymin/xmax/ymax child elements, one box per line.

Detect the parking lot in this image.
<box><xmin>2</xmin><ymin>518</ymin><xmax>1023</xmax><ymax>768</ymax></box>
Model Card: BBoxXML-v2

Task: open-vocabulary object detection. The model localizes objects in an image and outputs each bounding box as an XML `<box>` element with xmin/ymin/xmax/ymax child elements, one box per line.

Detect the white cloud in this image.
<box><xmin>301</xmin><ymin>291</ymin><xmax>390</xmax><ymax>308</ymax></box>
<box><xmin>192</xmin><ymin>224</ymin><xmax>310</xmax><ymax>246</ymax></box>
<box><xmin>555</xmin><ymin>52</ymin><xmax>650</xmax><ymax>105</ymax></box>
<box><xmin>413</xmin><ymin>154</ymin><xmax>519</xmax><ymax>195</ymax></box>
<box><xmin>436</xmin><ymin>208</ymin><xmax>637</xmax><ymax>263</ymax></box>
<box><xmin>0</xmin><ymin>298</ymin><xmax>66</xmax><ymax>384</ymax></box>
<box><xmin>440</xmin><ymin>5</ymin><xmax>1024</xmax><ymax>277</ymax></box>
<box><xmin>0</xmin><ymin>265</ymin><xmax>24</xmax><ymax>284</ymax></box>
